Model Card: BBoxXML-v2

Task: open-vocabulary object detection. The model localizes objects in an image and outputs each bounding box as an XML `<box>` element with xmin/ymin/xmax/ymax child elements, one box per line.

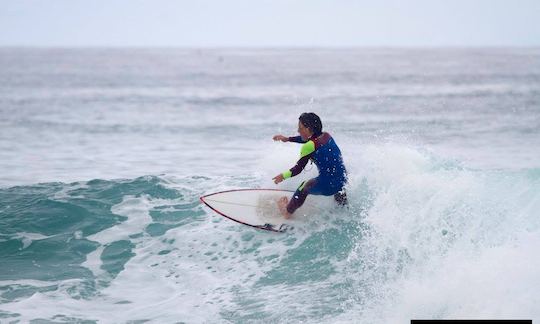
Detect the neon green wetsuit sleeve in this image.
<box><xmin>300</xmin><ymin>141</ymin><xmax>315</xmax><ymax>158</ymax></box>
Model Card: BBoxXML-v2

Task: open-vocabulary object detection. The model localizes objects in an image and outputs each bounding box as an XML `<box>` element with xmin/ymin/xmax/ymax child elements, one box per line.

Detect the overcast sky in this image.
<box><xmin>1</xmin><ymin>0</ymin><xmax>540</xmax><ymax>47</ymax></box>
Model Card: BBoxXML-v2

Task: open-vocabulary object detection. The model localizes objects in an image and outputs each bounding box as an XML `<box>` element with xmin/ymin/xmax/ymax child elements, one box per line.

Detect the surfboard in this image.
<box><xmin>200</xmin><ymin>189</ymin><xmax>314</xmax><ymax>232</ymax></box>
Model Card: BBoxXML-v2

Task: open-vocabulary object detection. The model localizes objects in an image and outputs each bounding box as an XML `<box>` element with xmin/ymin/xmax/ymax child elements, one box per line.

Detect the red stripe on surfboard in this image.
<box><xmin>199</xmin><ymin>188</ymin><xmax>294</xmax><ymax>233</ymax></box>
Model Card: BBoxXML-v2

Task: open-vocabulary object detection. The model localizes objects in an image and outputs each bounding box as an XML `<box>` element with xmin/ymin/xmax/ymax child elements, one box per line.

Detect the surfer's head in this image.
<box><xmin>299</xmin><ymin>112</ymin><xmax>322</xmax><ymax>139</ymax></box>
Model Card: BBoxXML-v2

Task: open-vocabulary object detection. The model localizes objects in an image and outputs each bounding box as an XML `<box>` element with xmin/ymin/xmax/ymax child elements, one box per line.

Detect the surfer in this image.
<box><xmin>272</xmin><ymin>112</ymin><xmax>347</xmax><ymax>218</ymax></box>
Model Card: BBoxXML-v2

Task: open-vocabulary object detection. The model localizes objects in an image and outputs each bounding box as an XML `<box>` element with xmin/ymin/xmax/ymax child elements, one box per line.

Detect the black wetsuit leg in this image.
<box><xmin>286</xmin><ymin>178</ymin><xmax>318</xmax><ymax>214</ymax></box>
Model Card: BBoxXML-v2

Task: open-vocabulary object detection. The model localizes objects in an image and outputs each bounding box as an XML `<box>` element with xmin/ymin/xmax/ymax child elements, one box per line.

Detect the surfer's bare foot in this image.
<box><xmin>278</xmin><ymin>196</ymin><xmax>292</xmax><ymax>219</ymax></box>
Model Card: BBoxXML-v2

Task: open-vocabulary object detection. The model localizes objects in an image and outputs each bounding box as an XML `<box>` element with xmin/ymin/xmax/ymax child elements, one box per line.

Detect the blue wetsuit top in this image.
<box><xmin>282</xmin><ymin>132</ymin><xmax>347</xmax><ymax>193</ymax></box>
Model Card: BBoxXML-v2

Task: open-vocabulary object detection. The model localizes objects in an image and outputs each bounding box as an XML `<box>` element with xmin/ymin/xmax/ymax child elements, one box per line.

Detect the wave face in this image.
<box><xmin>1</xmin><ymin>155</ymin><xmax>539</xmax><ymax>322</ymax></box>
<box><xmin>1</xmin><ymin>48</ymin><xmax>539</xmax><ymax>322</ymax></box>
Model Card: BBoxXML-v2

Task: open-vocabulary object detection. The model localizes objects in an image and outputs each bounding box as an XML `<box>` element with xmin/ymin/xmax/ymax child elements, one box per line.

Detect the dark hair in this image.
<box><xmin>299</xmin><ymin>112</ymin><xmax>323</xmax><ymax>136</ymax></box>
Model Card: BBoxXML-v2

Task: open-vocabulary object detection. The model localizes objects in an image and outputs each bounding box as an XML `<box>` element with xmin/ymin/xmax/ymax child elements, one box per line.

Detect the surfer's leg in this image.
<box><xmin>286</xmin><ymin>178</ymin><xmax>318</xmax><ymax>214</ymax></box>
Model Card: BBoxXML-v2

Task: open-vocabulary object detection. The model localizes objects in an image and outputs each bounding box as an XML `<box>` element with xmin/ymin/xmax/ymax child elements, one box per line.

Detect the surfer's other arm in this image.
<box><xmin>273</xmin><ymin>141</ymin><xmax>314</xmax><ymax>184</ymax></box>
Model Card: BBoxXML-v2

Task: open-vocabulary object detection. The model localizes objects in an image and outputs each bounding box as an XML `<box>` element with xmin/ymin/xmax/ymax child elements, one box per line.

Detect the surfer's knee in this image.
<box><xmin>286</xmin><ymin>193</ymin><xmax>300</xmax><ymax>214</ymax></box>
<box><xmin>287</xmin><ymin>190</ymin><xmax>307</xmax><ymax>214</ymax></box>
<box><xmin>297</xmin><ymin>179</ymin><xmax>315</xmax><ymax>194</ymax></box>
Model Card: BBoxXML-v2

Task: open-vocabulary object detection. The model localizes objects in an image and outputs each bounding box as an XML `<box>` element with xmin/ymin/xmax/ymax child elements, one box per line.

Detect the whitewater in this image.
<box><xmin>1</xmin><ymin>48</ymin><xmax>539</xmax><ymax>323</ymax></box>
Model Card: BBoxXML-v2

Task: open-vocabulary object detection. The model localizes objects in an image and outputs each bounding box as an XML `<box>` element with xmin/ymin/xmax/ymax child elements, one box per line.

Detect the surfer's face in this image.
<box><xmin>298</xmin><ymin>121</ymin><xmax>313</xmax><ymax>140</ymax></box>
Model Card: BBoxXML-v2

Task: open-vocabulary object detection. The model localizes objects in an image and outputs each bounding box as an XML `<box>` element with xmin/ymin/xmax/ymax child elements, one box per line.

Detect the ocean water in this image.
<box><xmin>1</xmin><ymin>48</ymin><xmax>539</xmax><ymax>323</ymax></box>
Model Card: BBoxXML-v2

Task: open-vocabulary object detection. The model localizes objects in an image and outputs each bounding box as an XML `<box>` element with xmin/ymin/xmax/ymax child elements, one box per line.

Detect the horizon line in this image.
<box><xmin>1</xmin><ymin>45</ymin><xmax>540</xmax><ymax>50</ymax></box>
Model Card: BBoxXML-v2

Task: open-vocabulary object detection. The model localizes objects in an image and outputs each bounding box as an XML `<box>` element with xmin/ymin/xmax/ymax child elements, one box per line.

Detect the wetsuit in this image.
<box><xmin>282</xmin><ymin>132</ymin><xmax>347</xmax><ymax>214</ymax></box>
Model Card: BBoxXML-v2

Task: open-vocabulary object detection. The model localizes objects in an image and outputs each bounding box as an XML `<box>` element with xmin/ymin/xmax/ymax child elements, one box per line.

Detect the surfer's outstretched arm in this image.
<box><xmin>287</xmin><ymin>136</ymin><xmax>307</xmax><ymax>143</ymax></box>
<box><xmin>272</xmin><ymin>135</ymin><xmax>307</xmax><ymax>143</ymax></box>
<box><xmin>273</xmin><ymin>135</ymin><xmax>288</xmax><ymax>142</ymax></box>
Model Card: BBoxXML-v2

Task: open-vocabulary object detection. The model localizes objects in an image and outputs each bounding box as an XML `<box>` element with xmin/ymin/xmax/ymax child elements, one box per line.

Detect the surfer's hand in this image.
<box><xmin>273</xmin><ymin>174</ymin><xmax>284</xmax><ymax>184</ymax></box>
<box><xmin>273</xmin><ymin>135</ymin><xmax>288</xmax><ymax>142</ymax></box>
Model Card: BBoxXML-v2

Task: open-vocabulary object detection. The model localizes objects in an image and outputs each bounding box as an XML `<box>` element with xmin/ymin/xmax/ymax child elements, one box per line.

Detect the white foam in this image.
<box><xmin>86</xmin><ymin>194</ymin><xmax>154</xmax><ymax>245</ymax></box>
<box><xmin>333</xmin><ymin>144</ymin><xmax>540</xmax><ymax>323</ymax></box>
<box><xmin>81</xmin><ymin>245</ymin><xmax>106</xmax><ymax>278</ymax></box>
<box><xmin>12</xmin><ymin>232</ymin><xmax>53</xmax><ymax>250</ymax></box>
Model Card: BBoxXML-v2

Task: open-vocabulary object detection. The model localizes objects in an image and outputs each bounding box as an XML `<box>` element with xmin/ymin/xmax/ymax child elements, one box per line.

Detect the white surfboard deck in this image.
<box><xmin>200</xmin><ymin>189</ymin><xmax>319</xmax><ymax>232</ymax></box>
